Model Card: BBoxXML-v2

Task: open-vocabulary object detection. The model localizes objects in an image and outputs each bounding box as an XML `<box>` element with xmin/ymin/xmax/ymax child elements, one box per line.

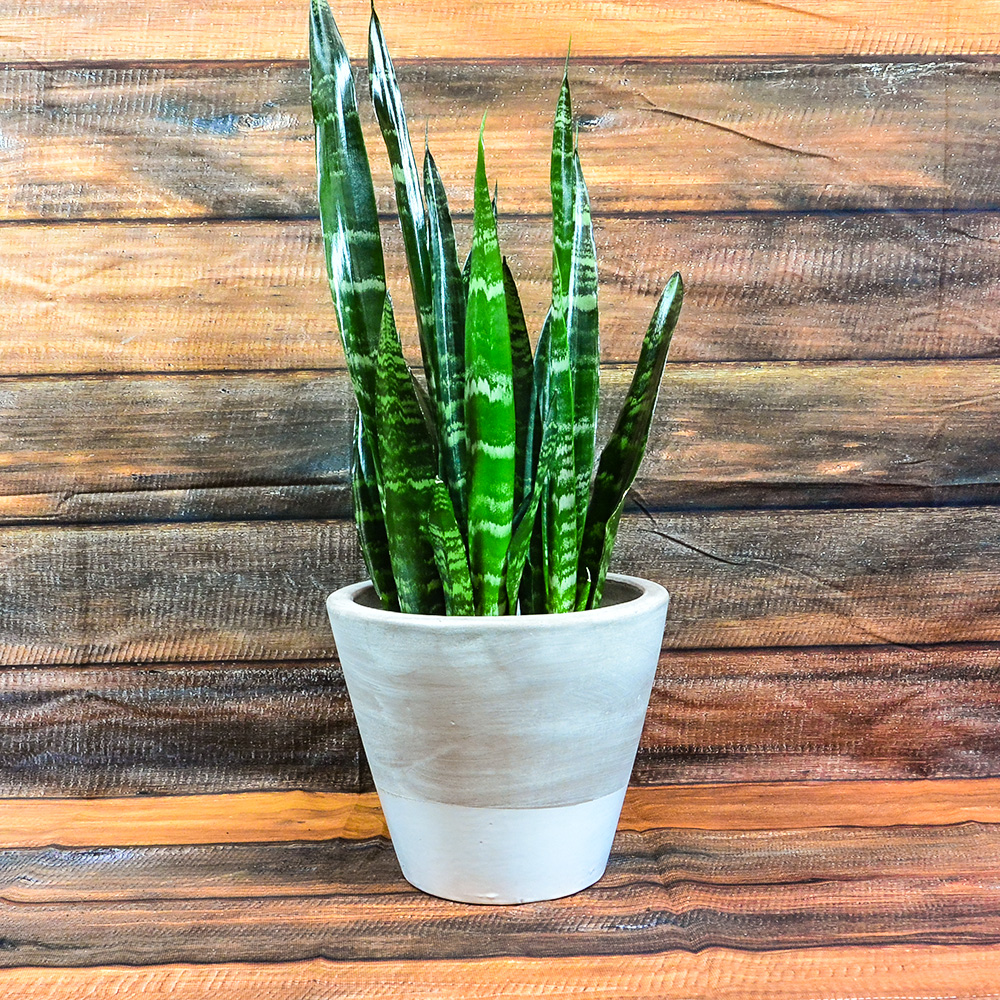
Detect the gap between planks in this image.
<box><xmin>6</xmin><ymin>779</ymin><xmax>1000</xmax><ymax>848</ymax></box>
<box><xmin>2</xmin><ymin>947</ymin><xmax>1000</xmax><ymax>999</ymax></box>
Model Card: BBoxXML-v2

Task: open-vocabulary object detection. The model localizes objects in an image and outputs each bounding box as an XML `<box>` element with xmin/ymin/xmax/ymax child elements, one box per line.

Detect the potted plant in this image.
<box><xmin>314</xmin><ymin>0</ymin><xmax>683</xmax><ymax>904</ymax></box>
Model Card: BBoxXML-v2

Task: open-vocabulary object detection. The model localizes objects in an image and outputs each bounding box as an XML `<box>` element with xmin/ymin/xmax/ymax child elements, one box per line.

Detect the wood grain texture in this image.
<box><xmin>1</xmin><ymin>361</ymin><xmax>995</xmax><ymax>525</ymax></box>
<box><xmin>2</xmin><ymin>948</ymin><xmax>1000</xmax><ymax>1000</ymax></box>
<box><xmin>6</xmin><ymin>817</ymin><xmax>1000</xmax><ymax>963</ymax></box>
<box><xmin>8</xmin><ymin>780</ymin><xmax>1000</xmax><ymax>849</ymax></box>
<box><xmin>4</xmin><ymin>212</ymin><xmax>1000</xmax><ymax>376</ymax></box>
<box><xmin>0</xmin><ymin>507</ymin><xmax>997</xmax><ymax>665</ymax></box>
<box><xmin>4</xmin><ymin>0</ymin><xmax>1000</xmax><ymax>61</ymax></box>
<box><xmin>5</xmin><ymin>60</ymin><xmax>1000</xmax><ymax>220</ymax></box>
<box><xmin>3</xmin><ymin>644</ymin><xmax>1000</xmax><ymax>796</ymax></box>
<box><xmin>0</xmin><ymin>662</ymin><xmax>361</xmax><ymax>796</ymax></box>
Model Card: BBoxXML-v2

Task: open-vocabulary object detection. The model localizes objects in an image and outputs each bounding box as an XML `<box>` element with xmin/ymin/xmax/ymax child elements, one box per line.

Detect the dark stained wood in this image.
<box><xmin>1</xmin><ymin>948</ymin><xmax>999</xmax><ymax>1000</ymax></box>
<box><xmin>637</xmin><ymin>643</ymin><xmax>1000</xmax><ymax>784</ymax></box>
<box><xmin>4</xmin><ymin>644</ymin><xmax>1000</xmax><ymax>797</ymax></box>
<box><xmin>7</xmin><ymin>822</ymin><xmax>1000</xmax><ymax>901</ymax></box>
<box><xmin>0</xmin><ymin>662</ymin><xmax>360</xmax><ymax>796</ymax></box>
<box><xmin>5</xmin><ymin>822</ymin><xmax>1000</xmax><ymax>964</ymax></box>
<box><xmin>4</xmin><ymin>214</ymin><xmax>1000</xmax><ymax>376</ymax></box>
<box><xmin>0</xmin><ymin>361</ymin><xmax>995</xmax><ymax>524</ymax></box>
<box><xmin>4</xmin><ymin>0</ymin><xmax>998</xmax><ymax>61</ymax></box>
<box><xmin>5</xmin><ymin>61</ymin><xmax>1000</xmax><ymax>220</ymax></box>
<box><xmin>0</xmin><ymin>507</ymin><xmax>997</xmax><ymax>665</ymax></box>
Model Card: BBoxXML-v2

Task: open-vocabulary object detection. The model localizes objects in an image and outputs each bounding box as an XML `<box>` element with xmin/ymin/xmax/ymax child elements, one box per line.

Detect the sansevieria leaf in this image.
<box><xmin>578</xmin><ymin>272</ymin><xmax>684</xmax><ymax>609</ymax></box>
<box><xmin>503</xmin><ymin>258</ymin><xmax>534</xmax><ymax>513</ymax></box>
<box><xmin>427</xmin><ymin>479</ymin><xmax>475</xmax><ymax>616</ymax></box>
<box><xmin>368</xmin><ymin>7</ymin><xmax>436</xmax><ymax>390</ymax></box>
<box><xmin>374</xmin><ymin>293</ymin><xmax>444</xmax><ymax>615</ymax></box>
<box><xmin>351</xmin><ymin>410</ymin><xmax>398</xmax><ymax>610</ymax></box>
<box><xmin>566</xmin><ymin>148</ymin><xmax>600</xmax><ymax>548</ymax></box>
<box><xmin>424</xmin><ymin>146</ymin><xmax>468</xmax><ymax>531</ymax></box>
<box><xmin>465</xmin><ymin>123</ymin><xmax>516</xmax><ymax>616</ymax></box>
<box><xmin>309</xmin><ymin>0</ymin><xmax>385</xmax><ymax>433</ymax></box>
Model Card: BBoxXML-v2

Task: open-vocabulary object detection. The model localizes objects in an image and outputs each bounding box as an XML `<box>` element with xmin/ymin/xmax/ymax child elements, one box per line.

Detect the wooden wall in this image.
<box><xmin>1</xmin><ymin>0</ymin><xmax>998</xmax><ymax>798</ymax></box>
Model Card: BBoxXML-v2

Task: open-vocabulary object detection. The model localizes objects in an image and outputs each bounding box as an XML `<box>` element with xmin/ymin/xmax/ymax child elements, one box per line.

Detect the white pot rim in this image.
<box><xmin>326</xmin><ymin>571</ymin><xmax>668</xmax><ymax>629</ymax></box>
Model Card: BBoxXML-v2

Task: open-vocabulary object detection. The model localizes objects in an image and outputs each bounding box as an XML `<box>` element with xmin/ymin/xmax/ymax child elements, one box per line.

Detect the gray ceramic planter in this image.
<box><xmin>326</xmin><ymin>572</ymin><xmax>668</xmax><ymax>904</ymax></box>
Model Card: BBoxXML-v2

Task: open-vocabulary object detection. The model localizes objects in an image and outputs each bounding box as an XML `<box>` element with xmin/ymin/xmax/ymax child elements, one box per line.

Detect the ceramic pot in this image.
<box><xmin>325</xmin><ymin>572</ymin><xmax>668</xmax><ymax>904</ymax></box>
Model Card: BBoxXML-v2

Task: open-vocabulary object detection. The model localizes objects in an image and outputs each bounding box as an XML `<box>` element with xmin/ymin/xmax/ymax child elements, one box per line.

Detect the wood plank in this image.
<box><xmin>6</xmin><ymin>780</ymin><xmax>1000</xmax><ymax>849</ymax></box>
<box><xmin>4</xmin><ymin>0</ymin><xmax>1000</xmax><ymax>61</ymax></box>
<box><xmin>1</xmin><ymin>361</ymin><xmax>996</xmax><ymax>524</ymax></box>
<box><xmin>1</xmin><ymin>948</ymin><xmax>1000</xmax><ymax>1000</ymax></box>
<box><xmin>4</xmin><ymin>212</ymin><xmax>1000</xmax><ymax>375</ymax></box>
<box><xmin>0</xmin><ymin>662</ymin><xmax>361</xmax><ymax>796</ymax></box>
<box><xmin>638</xmin><ymin>644</ymin><xmax>1000</xmax><ymax>785</ymax></box>
<box><xmin>3</xmin><ymin>644</ymin><xmax>1000</xmax><ymax>796</ymax></box>
<box><xmin>4</xmin><ymin>837</ymin><xmax>1000</xmax><ymax>962</ymax></box>
<box><xmin>5</xmin><ymin>822</ymin><xmax>1000</xmax><ymax>902</ymax></box>
<box><xmin>0</xmin><ymin>507</ymin><xmax>997</xmax><ymax>664</ymax></box>
<box><xmin>5</xmin><ymin>60</ymin><xmax>1000</xmax><ymax>220</ymax></box>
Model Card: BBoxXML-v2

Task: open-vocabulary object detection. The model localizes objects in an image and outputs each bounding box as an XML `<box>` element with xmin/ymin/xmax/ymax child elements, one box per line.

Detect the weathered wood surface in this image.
<box><xmin>9</xmin><ymin>779</ymin><xmax>1000</xmax><ymax>848</ymax></box>
<box><xmin>2</xmin><ymin>643</ymin><xmax>999</xmax><ymax>796</ymax></box>
<box><xmin>6</xmin><ymin>61</ymin><xmax>1000</xmax><ymax>220</ymax></box>
<box><xmin>3</xmin><ymin>781</ymin><xmax>1000</xmax><ymax>972</ymax></box>
<box><xmin>4</xmin><ymin>0</ymin><xmax>1000</xmax><ymax>61</ymax></box>
<box><xmin>0</xmin><ymin>507</ymin><xmax>997</xmax><ymax>665</ymax></box>
<box><xmin>3</xmin><ymin>948</ymin><xmax>1000</xmax><ymax>1000</ymax></box>
<box><xmin>0</xmin><ymin>662</ymin><xmax>362</xmax><ymax>796</ymax></box>
<box><xmin>4</xmin><ymin>213</ymin><xmax>1000</xmax><ymax>375</ymax></box>
<box><xmin>0</xmin><ymin>361</ymin><xmax>994</xmax><ymax>524</ymax></box>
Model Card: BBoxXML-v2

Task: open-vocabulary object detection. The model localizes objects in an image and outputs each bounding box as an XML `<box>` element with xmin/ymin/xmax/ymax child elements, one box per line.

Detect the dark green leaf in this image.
<box><xmin>309</xmin><ymin>0</ymin><xmax>386</xmax><ymax>433</ymax></box>
<box><xmin>578</xmin><ymin>272</ymin><xmax>684</xmax><ymax>609</ymax></box>
<box><xmin>465</xmin><ymin>123</ymin><xmax>516</xmax><ymax>616</ymax></box>
<box><xmin>375</xmin><ymin>293</ymin><xmax>444</xmax><ymax>615</ymax></box>
<box><xmin>424</xmin><ymin>146</ymin><xmax>468</xmax><ymax>531</ymax></box>
<box><xmin>427</xmin><ymin>479</ymin><xmax>475</xmax><ymax>616</ymax></box>
<box><xmin>502</xmin><ymin>258</ymin><xmax>534</xmax><ymax>513</ymax></box>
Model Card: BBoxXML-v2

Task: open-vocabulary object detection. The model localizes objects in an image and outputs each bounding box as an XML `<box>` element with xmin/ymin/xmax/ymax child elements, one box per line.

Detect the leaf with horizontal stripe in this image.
<box><xmin>351</xmin><ymin>410</ymin><xmax>398</xmax><ymax>610</ymax></box>
<box><xmin>427</xmin><ymin>479</ymin><xmax>474</xmax><ymax>616</ymax></box>
<box><xmin>579</xmin><ymin>272</ymin><xmax>684</xmax><ymax>609</ymax></box>
<box><xmin>424</xmin><ymin>145</ymin><xmax>468</xmax><ymax>532</ymax></box>
<box><xmin>374</xmin><ymin>293</ymin><xmax>444</xmax><ymax>615</ymax></box>
<box><xmin>367</xmin><ymin>7</ymin><xmax>437</xmax><ymax>396</ymax></box>
<box><xmin>309</xmin><ymin>0</ymin><xmax>385</xmax><ymax>435</ymax></box>
<box><xmin>567</xmin><ymin>148</ymin><xmax>600</xmax><ymax>553</ymax></box>
<box><xmin>503</xmin><ymin>258</ymin><xmax>534</xmax><ymax>514</ymax></box>
<box><xmin>465</xmin><ymin>122</ymin><xmax>516</xmax><ymax>616</ymax></box>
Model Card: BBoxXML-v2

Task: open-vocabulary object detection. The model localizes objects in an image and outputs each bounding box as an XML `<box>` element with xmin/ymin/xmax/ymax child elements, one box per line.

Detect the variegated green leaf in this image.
<box><xmin>424</xmin><ymin>146</ymin><xmax>468</xmax><ymax>531</ymax></box>
<box><xmin>579</xmin><ymin>272</ymin><xmax>684</xmax><ymax>609</ymax></box>
<box><xmin>367</xmin><ymin>7</ymin><xmax>436</xmax><ymax>390</ymax></box>
<box><xmin>567</xmin><ymin>148</ymin><xmax>600</xmax><ymax>548</ymax></box>
<box><xmin>375</xmin><ymin>293</ymin><xmax>444</xmax><ymax>615</ymax></box>
<box><xmin>427</xmin><ymin>479</ymin><xmax>475</xmax><ymax>616</ymax></box>
<box><xmin>502</xmin><ymin>258</ymin><xmax>534</xmax><ymax>513</ymax></box>
<box><xmin>465</xmin><ymin>123</ymin><xmax>516</xmax><ymax>616</ymax></box>
<box><xmin>309</xmin><ymin>0</ymin><xmax>385</xmax><ymax>434</ymax></box>
<box><xmin>550</xmin><ymin>70</ymin><xmax>575</xmax><ymax>336</ymax></box>
<box><xmin>351</xmin><ymin>410</ymin><xmax>398</xmax><ymax>610</ymax></box>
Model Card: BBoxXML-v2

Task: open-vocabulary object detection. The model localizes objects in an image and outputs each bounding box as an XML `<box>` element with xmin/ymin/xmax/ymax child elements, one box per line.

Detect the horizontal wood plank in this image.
<box><xmin>5</xmin><ymin>60</ymin><xmax>1000</xmax><ymax>220</ymax></box>
<box><xmin>4</xmin><ymin>214</ymin><xmax>1000</xmax><ymax>375</ymax></box>
<box><xmin>0</xmin><ymin>507</ymin><xmax>997</xmax><ymax>664</ymax></box>
<box><xmin>1</xmin><ymin>361</ymin><xmax>995</xmax><ymax>524</ymax></box>
<box><xmin>0</xmin><ymin>662</ymin><xmax>361</xmax><ymax>796</ymax></box>
<box><xmin>8</xmin><ymin>822</ymin><xmax>1000</xmax><ymax>901</ymax></box>
<box><xmin>7</xmin><ymin>780</ymin><xmax>1000</xmax><ymax>850</ymax></box>
<box><xmin>4</xmin><ymin>1</ymin><xmax>1000</xmax><ymax>61</ymax></box>
<box><xmin>6</xmin><ymin>817</ymin><xmax>1000</xmax><ymax>962</ymax></box>
<box><xmin>1</xmin><ymin>947</ymin><xmax>999</xmax><ymax>1000</ymax></box>
<box><xmin>3</xmin><ymin>644</ymin><xmax>1000</xmax><ymax>795</ymax></box>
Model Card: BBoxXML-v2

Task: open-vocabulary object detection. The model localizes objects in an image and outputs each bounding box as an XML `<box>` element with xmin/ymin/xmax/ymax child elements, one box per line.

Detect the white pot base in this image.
<box><xmin>378</xmin><ymin>786</ymin><xmax>628</xmax><ymax>904</ymax></box>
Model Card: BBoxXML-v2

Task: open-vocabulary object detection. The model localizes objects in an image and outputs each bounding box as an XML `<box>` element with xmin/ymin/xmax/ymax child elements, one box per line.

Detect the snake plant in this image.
<box><xmin>310</xmin><ymin>0</ymin><xmax>684</xmax><ymax>616</ymax></box>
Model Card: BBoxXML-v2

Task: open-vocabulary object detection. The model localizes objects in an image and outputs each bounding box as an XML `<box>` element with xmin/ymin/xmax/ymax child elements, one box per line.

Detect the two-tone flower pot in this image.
<box><xmin>326</xmin><ymin>572</ymin><xmax>668</xmax><ymax>904</ymax></box>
